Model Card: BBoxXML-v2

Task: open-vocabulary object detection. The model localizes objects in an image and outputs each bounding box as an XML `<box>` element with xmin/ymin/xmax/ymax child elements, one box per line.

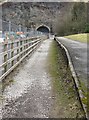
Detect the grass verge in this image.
<box><xmin>47</xmin><ymin>40</ymin><xmax>86</xmax><ymax>118</ymax></box>
<box><xmin>65</xmin><ymin>33</ymin><xmax>88</xmax><ymax>43</ymax></box>
<box><xmin>2</xmin><ymin>79</ymin><xmax>14</xmax><ymax>92</ymax></box>
<box><xmin>78</xmin><ymin>79</ymin><xmax>89</xmax><ymax>113</ymax></box>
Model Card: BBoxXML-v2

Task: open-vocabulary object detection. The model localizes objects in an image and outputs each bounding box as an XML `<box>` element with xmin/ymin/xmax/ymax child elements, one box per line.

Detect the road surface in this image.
<box><xmin>57</xmin><ymin>37</ymin><xmax>88</xmax><ymax>85</ymax></box>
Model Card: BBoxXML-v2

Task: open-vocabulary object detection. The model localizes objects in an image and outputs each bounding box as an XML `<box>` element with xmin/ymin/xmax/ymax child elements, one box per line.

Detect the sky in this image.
<box><xmin>1</xmin><ymin>0</ymin><xmax>89</xmax><ymax>2</ymax></box>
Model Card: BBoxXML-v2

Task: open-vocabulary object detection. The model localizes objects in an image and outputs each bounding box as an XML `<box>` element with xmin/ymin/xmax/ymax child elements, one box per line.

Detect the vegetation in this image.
<box><xmin>2</xmin><ymin>79</ymin><xmax>14</xmax><ymax>91</ymax></box>
<box><xmin>47</xmin><ymin>40</ymin><xmax>85</xmax><ymax>118</ymax></box>
<box><xmin>55</xmin><ymin>2</ymin><xmax>88</xmax><ymax>36</ymax></box>
<box><xmin>65</xmin><ymin>33</ymin><xmax>88</xmax><ymax>43</ymax></box>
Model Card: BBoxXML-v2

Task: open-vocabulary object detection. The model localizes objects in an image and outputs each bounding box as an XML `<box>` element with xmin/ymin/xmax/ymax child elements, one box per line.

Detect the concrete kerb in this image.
<box><xmin>55</xmin><ymin>37</ymin><xmax>88</xmax><ymax>119</ymax></box>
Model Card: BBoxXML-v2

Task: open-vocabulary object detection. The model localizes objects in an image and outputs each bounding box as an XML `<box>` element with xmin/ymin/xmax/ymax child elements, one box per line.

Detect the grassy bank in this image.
<box><xmin>65</xmin><ymin>33</ymin><xmax>88</xmax><ymax>43</ymax></box>
<box><xmin>47</xmin><ymin>40</ymin><xmax>85</xmax><ymax>118</ymax></box>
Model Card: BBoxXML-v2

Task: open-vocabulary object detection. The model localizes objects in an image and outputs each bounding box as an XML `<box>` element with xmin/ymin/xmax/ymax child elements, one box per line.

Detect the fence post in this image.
<box><xmin>25</xmin><ymin>27</ymin><xmax>27</xmax><ymax>33</ymax></box>
<box><xmin>9</xmin><ymin>21</ymin><xmax>11</xmax><ymax>33</ymax></box>
<box><xmin>19</xmin><ymin>25</ymin><xmax>21</xmax><ymax>32</ymax></box>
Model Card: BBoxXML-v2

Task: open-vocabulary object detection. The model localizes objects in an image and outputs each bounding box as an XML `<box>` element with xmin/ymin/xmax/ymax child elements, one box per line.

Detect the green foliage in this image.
<box><xmin>65</xmin><ymin>33</ymin><xmax>88</xmax><ymax>43</ymax></box>
<box><xmin>56</xmin><ymin>3</ymin><xmax>88</xmax><ymax>36</ymax></box>
<box><xmin>71</xmin><ymin>2</ymin><xmax>86</xmax><ymax>21</ymax></box>
<box><xmin>85</xmin><ymin>23</ymin><xmax>89</xmax><ymax>33</ymax></box>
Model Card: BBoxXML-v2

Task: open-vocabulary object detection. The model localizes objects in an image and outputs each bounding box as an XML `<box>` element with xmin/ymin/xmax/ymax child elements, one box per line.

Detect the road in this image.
<box><xmin>57</xmin><ymin>37</ymin><xmax>88</xmax><ymax>85</ymax></box>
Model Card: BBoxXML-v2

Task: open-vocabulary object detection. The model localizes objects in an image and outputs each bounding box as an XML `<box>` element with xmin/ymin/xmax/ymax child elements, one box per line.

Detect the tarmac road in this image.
<box><xmin>57</xmin><ymin>37</ymin><xmax>88</xmax><ymax>85</ymax></box>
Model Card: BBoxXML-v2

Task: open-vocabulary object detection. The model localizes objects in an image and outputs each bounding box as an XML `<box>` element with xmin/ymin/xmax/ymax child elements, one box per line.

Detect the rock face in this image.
<box><xmin>2</xmin><ymin>2</ymin><xmax>73</xmax><ymax>32</ymax></box>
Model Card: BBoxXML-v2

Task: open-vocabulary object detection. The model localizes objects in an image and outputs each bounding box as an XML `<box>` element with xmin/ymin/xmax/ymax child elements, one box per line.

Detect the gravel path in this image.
<box><xmin>2</xmin><ymin>39</ymin><xmax>53</xmax><ymax>118</ymax></box>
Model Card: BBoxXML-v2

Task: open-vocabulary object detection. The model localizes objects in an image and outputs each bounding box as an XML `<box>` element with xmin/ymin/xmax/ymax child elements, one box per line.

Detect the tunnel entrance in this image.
<box><xmin>36</xmin><ymin>25</ymin><xmax>50</xmax><ymax>33</ymax></box>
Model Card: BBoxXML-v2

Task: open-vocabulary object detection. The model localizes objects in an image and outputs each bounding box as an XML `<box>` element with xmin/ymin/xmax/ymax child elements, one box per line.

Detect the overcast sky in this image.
<box><xmin>6</xmin><ymin>0</ymin><xmax>89</xmax><ymax>2</ymax></box>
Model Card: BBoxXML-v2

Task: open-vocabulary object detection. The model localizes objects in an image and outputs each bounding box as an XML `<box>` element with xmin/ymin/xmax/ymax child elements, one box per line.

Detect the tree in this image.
<box><xmin>55</xmin><ymin>2</ymin><xmax>87</xmax><ymax>36</ymax></box>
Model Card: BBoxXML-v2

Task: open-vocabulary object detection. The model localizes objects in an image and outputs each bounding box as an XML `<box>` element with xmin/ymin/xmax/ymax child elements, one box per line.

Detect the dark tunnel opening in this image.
<box><xmin>37</xmin><ymin>25</ymin><xmax>50</xmax><ymax>33</ymax></box>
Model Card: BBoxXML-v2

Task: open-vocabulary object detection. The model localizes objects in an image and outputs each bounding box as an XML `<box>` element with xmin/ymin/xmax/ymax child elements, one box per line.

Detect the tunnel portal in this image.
<box><xmin>36</xmin><ymin>25</ymin><xmax>50</xmax><ymax>33</ymax></box>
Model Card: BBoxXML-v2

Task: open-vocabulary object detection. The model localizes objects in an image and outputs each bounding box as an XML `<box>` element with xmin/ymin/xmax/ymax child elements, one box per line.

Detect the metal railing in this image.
<box><xmin>1</xmin><ymin>19</ymin><xmax>44</xmax><ymax>40</ymax></box>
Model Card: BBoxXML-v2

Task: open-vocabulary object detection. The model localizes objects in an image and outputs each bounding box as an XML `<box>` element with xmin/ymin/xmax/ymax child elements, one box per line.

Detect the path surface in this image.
<box><xmin>57</xmin><ymin>37</ymin><xmax>88</xmax><ymax>84</ymax></box>
<box><xmin>2</xmin><ymin>39</ymin><xmax>53</xmax><ymax>118</ymax></box>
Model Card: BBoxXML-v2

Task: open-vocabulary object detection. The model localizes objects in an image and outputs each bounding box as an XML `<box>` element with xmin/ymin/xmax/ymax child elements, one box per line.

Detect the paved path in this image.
<box><xmin>2</xmin><ymin>39</ymin><xmax>53</xmax><ymax>118</ymax></box>
<box><xmin>57</xmin><ymin>37</ymin><xmax>88</xmax><ymax>85</ymax></box>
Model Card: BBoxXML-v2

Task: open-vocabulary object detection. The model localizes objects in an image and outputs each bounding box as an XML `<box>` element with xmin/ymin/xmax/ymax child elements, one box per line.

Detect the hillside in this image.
<box><xmin>2</xmin><ymin>2</ymin><xmax>73</xmax><ymax>32</ymax></box>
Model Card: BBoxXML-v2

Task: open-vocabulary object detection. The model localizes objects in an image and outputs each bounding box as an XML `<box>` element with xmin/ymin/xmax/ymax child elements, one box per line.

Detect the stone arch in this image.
<box><xmin>36</xmin><ymin>24</ymin><xmax>50</xmax><ymax>33</ymax></box>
